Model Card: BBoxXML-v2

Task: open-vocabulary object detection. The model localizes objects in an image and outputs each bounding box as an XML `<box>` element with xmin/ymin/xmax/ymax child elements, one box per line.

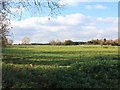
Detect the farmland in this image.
<box><xmin>2</xmin><ymin>45</ymin><xmax>119</xmax><ymax>88</ymax></box>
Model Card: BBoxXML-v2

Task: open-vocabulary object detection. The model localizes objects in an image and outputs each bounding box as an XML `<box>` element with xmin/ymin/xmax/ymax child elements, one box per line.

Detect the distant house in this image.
<box><xmin>2</xmin><ymin>36</ymin><xmax>8</xmax><ymax>46</ymax></box>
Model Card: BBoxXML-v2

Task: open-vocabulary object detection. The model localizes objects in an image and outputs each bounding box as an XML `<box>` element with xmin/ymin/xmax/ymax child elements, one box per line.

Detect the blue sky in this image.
<box><xmin>64</xmin><ymin>2</ymin><xmax>118</xmax><ymax>17</ymax></box>
<box><xmin>10</xmin><ymin>1</ymin><xmax>118</xmax><ymax>44</ymax></box>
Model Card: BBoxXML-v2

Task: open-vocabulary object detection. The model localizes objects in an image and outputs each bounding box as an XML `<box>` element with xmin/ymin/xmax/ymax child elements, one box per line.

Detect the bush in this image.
<box><xmin>111</xmin><ymin>42</ymin><xmax>119</xmax><ymax>46</ymax></box>
<box><xmin>64</xmin><ymin>40</ymin><xmax>73</xmax><ymax>45</ymax></box>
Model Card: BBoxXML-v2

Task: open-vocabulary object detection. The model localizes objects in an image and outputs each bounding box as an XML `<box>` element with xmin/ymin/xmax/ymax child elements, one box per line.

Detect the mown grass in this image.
<box><xmin>2</xmin><ymin>45</ymin><xmax>120</xmax><ymax>88</ymax></box>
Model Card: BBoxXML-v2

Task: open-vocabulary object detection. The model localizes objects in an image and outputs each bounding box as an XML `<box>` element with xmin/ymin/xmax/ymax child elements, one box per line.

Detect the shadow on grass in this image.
<box><xmin>2</xmin><ymin>60</ymin><xmax>119</xmax><ymax>88</ymax></box>
<box><xmin>3</xmin><ymin>57</ymin><xmax>80</xmax><ymax>66</ymax></box>
<box><xmin>2</xmin><ymin>52</ymin><xmax>119</xmax><ymax>66</ymax></box>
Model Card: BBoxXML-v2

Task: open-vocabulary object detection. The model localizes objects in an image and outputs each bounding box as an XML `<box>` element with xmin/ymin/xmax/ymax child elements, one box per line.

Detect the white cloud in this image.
<box><xmin>85</xmin><ymin>4</ymin><xmax>107</xmax><ymax>10</ymax></box>
<box><xmin>11</xmin><ymin>13</ymin><xmax>118</xmax><ymax>44</ymax></box>
<box><xmin>85</xmin><ymin>5</ymin><xmax>92</xmax><ymax>9</ymax></box>
<box><xmin>96</xmin><ymin>17</ymin><xmax>118</xmax><ymax>24</ymax></box>
<box><xmin>95</xmin><ymin>5</ymin><xmax>107</xmax><ymax>9</ymax></box>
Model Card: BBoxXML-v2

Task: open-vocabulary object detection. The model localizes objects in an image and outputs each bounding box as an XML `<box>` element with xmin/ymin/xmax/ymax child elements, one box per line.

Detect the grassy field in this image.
<box><xmin>2</xmin><ymin>45</ymin><xmax>119</xmax><ymax>88</ymax></box>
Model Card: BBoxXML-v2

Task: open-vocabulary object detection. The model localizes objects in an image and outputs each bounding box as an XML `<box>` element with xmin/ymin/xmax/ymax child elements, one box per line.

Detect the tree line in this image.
<box><xmin>29</xmin><ymin>38</ymin><xmax>120</xmax><ymax>46</ymax></box>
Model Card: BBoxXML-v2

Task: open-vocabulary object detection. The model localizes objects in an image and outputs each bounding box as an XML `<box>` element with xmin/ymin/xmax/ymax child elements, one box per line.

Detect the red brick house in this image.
<box><xmin>2</xmin><ymin>36</ymin><xmax>8</xmax><ymax>46</ymax></box>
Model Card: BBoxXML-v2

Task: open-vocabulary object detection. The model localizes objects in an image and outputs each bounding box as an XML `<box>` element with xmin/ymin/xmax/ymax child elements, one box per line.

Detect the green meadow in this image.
<box><xmin>2</xmin><ymin>45</ymin><xmax>119</xmax><ymax>88</ymax></box>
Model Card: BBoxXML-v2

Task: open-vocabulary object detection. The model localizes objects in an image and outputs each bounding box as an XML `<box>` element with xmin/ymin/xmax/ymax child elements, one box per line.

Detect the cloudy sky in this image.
<box><xmin>10</xmin><ymin>1</ymin><xmax>118</xmax><ymax>44</ymax></box>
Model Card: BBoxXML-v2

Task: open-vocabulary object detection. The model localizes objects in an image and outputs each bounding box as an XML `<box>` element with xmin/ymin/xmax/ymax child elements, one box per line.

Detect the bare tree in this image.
<box><xmin>22</xmin><ymin>36</ymin><xmax>30</xmax><ymax>44</ymax></box>
<box><xmin>0</xmin><ymin>12</ymin><xmax>12</xmax><ymax>46</ymax></box>
<box><xmin>1</xmin><ymin>0</ymin><xmax>64</xmax><ymax>18</ymax></box>
<box><xmin>49</xmin><ymin>39</ymin><xmax>61</xmax><ymax>45</ymax></box>
<box><xmin>0</xmin><ymin>13</ymin><xmax>11</xmax><ymax>37</ymax></box>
